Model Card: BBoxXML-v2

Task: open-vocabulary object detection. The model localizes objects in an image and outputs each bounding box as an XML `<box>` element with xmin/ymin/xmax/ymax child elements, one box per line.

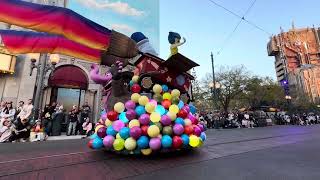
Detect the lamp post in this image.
<box><xmin>30</xmin><ymin>53</ymin><xmax>60</xmax><ymax>120</ymax></box>
<box><xmin>285</xmin><ymin>95</ymin><xmax>292</xmax><ymax>112</ymax></box>
<box><xmin>211</xmin><ymin>52</ymin><xmax>216</xmax><ymax>110</ymax></box>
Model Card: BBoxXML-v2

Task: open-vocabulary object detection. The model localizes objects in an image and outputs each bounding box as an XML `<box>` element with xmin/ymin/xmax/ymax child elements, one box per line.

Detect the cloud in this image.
<box><xmin>111</xmin><ymin>24</ymin><xmax>135</xmax><ymax>34</ymax></box>
<box><xmin>76</xmin><ymin>0</ymin><xmax>144</xmax><ymax>16</ymax></box>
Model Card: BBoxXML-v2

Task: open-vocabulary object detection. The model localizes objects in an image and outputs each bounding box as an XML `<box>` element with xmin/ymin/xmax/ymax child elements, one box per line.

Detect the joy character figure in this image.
<box><xmin>168</xmin><ymin>32</ymin><xmax>186</xmax><ymax>57</ymax></box>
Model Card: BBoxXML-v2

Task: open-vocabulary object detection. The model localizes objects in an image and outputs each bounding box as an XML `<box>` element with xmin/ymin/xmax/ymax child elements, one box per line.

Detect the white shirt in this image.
<box><xmin>18</xmin><ymin>104</ymin><xmax>34</xmax><ymax>120</ymax></box>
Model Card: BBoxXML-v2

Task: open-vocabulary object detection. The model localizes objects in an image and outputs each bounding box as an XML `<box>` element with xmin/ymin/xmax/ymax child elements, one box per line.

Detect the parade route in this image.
<box><xmin>1</xmin><ymin>125</ymin><xmax>320</xmax><ymax>180</ymax></box>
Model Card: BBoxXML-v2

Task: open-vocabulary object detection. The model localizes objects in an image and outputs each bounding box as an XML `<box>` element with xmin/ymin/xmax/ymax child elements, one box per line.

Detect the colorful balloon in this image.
<box><xmin>167</xmin><ymin>111</ymin><xmax>177</xmax><ymax>121</ymax></box>
<box><xmin>107</xmin><ymin>111</ymin><xmax>118</xmax><ymax>121</ymax></box>
<box><xmin>141</xmin><ymin>125</ymin><xmax>149</xmax><ymax>136</ymax></box>
<box><xmin>119</xmin><ymin>112</ymin><xmax>129</xmax><ymax>123</ymax></box>
<box><xmin>184</xmin><ymin>126</ymin><xmax>194</xmax><ymax>135</ymax></box>
<box><xmin>153</xmin><ymin>84</ymin><xmax>162</xmax><ymax>94</ymax></box>
<box><xmin>131</xmin><ymin>84</ymin><xmax>141</xmax><ymax>93</ymax></box>
<box><xmin>113</xmin><ymin>120</ymin><xmax>125</xmax><ymax>132</ymax></box>
<box><xmin>160</xmin><ymin>115</ymin><xmax>172</xmax><ymax>126</ymax></box>
<box><xmin>181</xmin><ymin>134</ymin><xmax>190</xmax><ymax>146</ymax></box>
<box><xmin>126</xmin><ymin>109</ymin><xmax>136</xmax><ymax>120</ymax></box>
<box><xmin>125</xmin><ymin>100</ymin><xmax>136</xmax><ymax>110</ymax></box>
<box><xmin>149</xmin><ymin>138</ymin><xmax>161</xmax><ymax>150</ymax></box>
<box><xmin>141</xmin><ymin>148</ymin><xmax>152</xmax><ymax>156</ymax></box>
<box><xmin>175</xmin><ymin>117</ymin><xmax>185</xmax><ymax>126</ymax></box>
<box><xmin>147</xmin><ymin>125</ymin><xmax>160</xmax><ymax>138</ymax></box>
<box><xmin>153</xmin><ymin>94</ymin><xmax>163</xmax><ymax>103</ymax></box>
<box><xmin>178</xmin><ymin>109</ymin><xmax>188</xmax><ymax>119</ymax></box>
<box><xmin>162</xmin><ymin>85</ymin><xmax>169</xmax><ymax>92</ymax></box>
<box><xmin>135</xmin><ymin>105</ymin><xmax>146</xmax><ymax>116</ymax></box>
<box><xmin>131</xmin><ymin>93</ymin><xmax>141</xmax><ymax>103</ymax></box>
<box><xmin>92</xmin><ymin>137</ymin><xmax>103</xmax><ymax>149</ymax></box>
<box><xmin>150</xmin><ymin>112</ymin><xmax>161</xmax><ymax>123</ymax></box>
<box><xmin>200</xmin><ymin>132</ymin><xmax>207</xmax><ymax>141</ymax></box>
<box><xmin>163</xmin><ymin>93</ymin><xmax>172</xmax><ymax>101</ymax></box>
<box><xmin>171</xmin><ymin>89</ymin><xmax>181</xmax><ymax>97</ymax></box>
<box><xmin>189</xmin><ymin>135</ymin><xmax>200</xmax><ymax>147</ymax></box>
<box><xmin>95</xmin><ymin>125</ymin><xmax>104</xmax><ymax>133</ymax></box>
<box><xmin>128</xmin><ymin>119</ymin><xmax>140</xmax><ymax>128</ymax></box>
<box><xmin>137</xmin><ymin>136</ymin><xmax>149</xmax><ymax>149</ymax></box>
<box><xmin>119</xmin><ymin>127</ymin><xmax>130</xmax><ymax>140</ymax></box>
<box><xmin>145</xmin><ymin>102</ymin><xmax>156</xmax><ymax>113</ymax></box>
<box><xmin>189</xmin><ymin>105</ymin><xmax>197</xmax><ymax>114</ymax></box>
<box><xmin>155</xmin><ymin>105</ymin><xmax>166</xmax><ymax>115</ymax></box>
<box><xmin>154</xmin><ymin>122</ymin><xmax>163</xmax><ymax>131</ymax></box>
<box><xmin>132</xmin><ymin>75</ymin><xmax>139</xmax><ymax>83</ymax></box>
<box><xmin>106</xmin><ymin>126</ymin><xmax>117</xmax><ymax>136</ymax></box>
<box><xmin>130</xmin><ymin>127</ymin><xmax>142</xmax><ymax>139</ymax></box>
<box><xmin>113</xmin><ymin>138</ymin><xmax>125</xmax><ymax>151</ymax></box>
<box><xmin>171</xmin><ymin>97</ymin><xmax>180</xmax><ymax>105</ymax></box>
<box><xmin>178</xmin><ymin>100</ymin><xmax>184</xmax><ymax>109</ymax></box>
<box><xmin>139</xmin><ymin>114</ymin><xmax>150</xmax><ymax>125</ymax></box>
<box><xmin>124</xmin><ymin>137</ymin><xmax>137</xmax><ymax>151</ymax></box>
<box><xmin>184</xmin><ymin>119</ymin><xmax>192</xmax><ymax>126</ymax></box>
<box><xmin>161</xmin><ymin>135</ymin><xmax>172</xmax><ymax>148</ymax></box>
<box><xmin>105</xmin><ymin>119</ymin><xmax>112</xmax><ymax>127</ymax></box>
<box><xmin>172</xmin><ymin>136</ymin><xmax>183</xmax><ymax>149</ymax></box>
<box><xmin>169</xmin><ymin>105</ymin><xmax>179</xmax><ymax>114</ymax></box>
<box><xmin>173</xmin><ymin>124</ymin><xmax>184</xmax><ymax>135</ymax></box>
<box><xmin>114</xmin><ymin>102</ymin><xmax>125</xmax><ymax>113</ymax></box>
<box><xmin>139</xmin><ymin>96</ymin><xmax>149</xmax><ymax>106</ymax></box>
<box><xmin>162</xmin><ymin>126</ymin><xmax>173</xmax><ymax>135</ymax></box>
<box><xmin>97</xmin><ymin>127</ymin><xmax>106</xmax><ymax>138</ymax></box>
<box><xmin>194</xmin><ymin>126</ymin><xmax>202</xmax><ymax>137</ymax></box>
<box><xmin>103</xmin><ymin>135</ymin><xmax>115</xmax><ymax>148</ymax></box>
<box><xmin>161</xmin><ymin>99</ymin><xmax>171</xmax><ymax>109</ymax></box>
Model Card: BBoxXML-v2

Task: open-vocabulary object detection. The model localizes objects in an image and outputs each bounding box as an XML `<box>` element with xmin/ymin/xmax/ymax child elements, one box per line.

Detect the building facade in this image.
<box><xmin>0</xmin><ymin>0</ymin><xmax>105</xmax><ymax>121</ymax></box>
<box><xmin>267</xmin><ymin>25</ymin><xmax>320</xmax><ymax>102</ymax></box>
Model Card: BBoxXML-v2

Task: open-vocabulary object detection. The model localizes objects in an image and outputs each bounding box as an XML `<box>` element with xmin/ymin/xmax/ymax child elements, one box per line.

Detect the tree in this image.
<box><xmin>191</xmin><ymin>69</ymin><xmax>209</xmax><ymax>111</ymax></box>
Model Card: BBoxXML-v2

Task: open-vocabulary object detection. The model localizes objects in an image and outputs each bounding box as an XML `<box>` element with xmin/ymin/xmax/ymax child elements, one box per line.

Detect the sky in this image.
<box><xmin>68</xmin><ymin>0</ymin><xmax>320</xmax><ymax>80</ymax></box>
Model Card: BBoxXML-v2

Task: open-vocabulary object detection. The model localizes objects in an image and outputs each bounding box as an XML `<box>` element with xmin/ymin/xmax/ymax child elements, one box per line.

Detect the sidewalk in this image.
<box><xmin>47</xmin><ymin>135</ymin><xmax>86</xmax><ymax>141</ymax></box>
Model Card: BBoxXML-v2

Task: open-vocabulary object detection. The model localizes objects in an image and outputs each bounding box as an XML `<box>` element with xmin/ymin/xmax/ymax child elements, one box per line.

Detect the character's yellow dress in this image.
<box><xmin>170</xmin><ymin>46</ymin><xmax>178</xmax><ymax>57</ymax></box>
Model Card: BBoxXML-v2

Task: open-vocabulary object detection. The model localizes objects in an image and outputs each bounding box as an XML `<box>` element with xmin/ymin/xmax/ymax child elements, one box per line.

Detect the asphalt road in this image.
<box><xmin>1</xmin><ymin>125</ymin><xmax>320</xmax><ymax>180</ymax></box>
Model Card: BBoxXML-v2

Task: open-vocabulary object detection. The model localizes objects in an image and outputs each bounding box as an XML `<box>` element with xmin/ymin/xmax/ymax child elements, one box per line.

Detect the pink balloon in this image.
<box><xmin>139</xmin><ymin>114</ymin><xmax>150</xmax><ymax>125</ymax></box>
<box><xmin>173</xmin><ymin>124</ymin><xmax>184</xmax><ymax>135</ymax></box>
<box><xmin>198</xmin><ymin>124</ymin><xmax>204</xmax><ymax>132</ymax></box>
<box><xmin>149</xmin><ymin>138</ymin><xmax>161</xmax><ymax>150</ymax></box>
<box><xmin>103</xmin><ymin>135</ymin><xmax>115</xmax><ymax>148</ymax></box>
<box><xmin>194</xmin><ymin>126</ymin><xmax>201</xmax><ymax>137</ymax></box>
<box><xmin>149</xmin><ymin>99</ymin><xmax>158</xmax><ymax>107</ymax></box>
<box><xmin>113</xmin><ymin>120</ymin><xmax>125</xmax><ymax>132</ymax></box>
<box><xmin>182</xmin><ymin>105</ymin><xmax>190</xmax><ymax>113</ymax></box>
<box><xmin>125</xmin><ymin>100</ymin><xmax>136</xmax><ymax>110</ymax></box>
<box><xmin>101</xmin><ymin>113</ymin><xmax>107</xmax><ymax>120</ymax></box>
<box><xmin>160</xmin><ymin>115</ymin><xmax>171</xmax><ymax>126</ymax></box>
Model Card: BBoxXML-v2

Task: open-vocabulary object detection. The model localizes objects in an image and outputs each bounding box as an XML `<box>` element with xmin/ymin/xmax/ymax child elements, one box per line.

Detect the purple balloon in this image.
<box><xmin>130</xmin><ymin>127</ymin><xmax>142</xmax><ymax>139</ymax></box>
<box><xmin>149</xmin><ymin>138</ymin><xmax>161</xmax><ymax>150</ymax></box>
<box><xmin>198</xmin><ymin>124</ymin><xmax>204</xmax><ymax>132</ymax></box>
<box><xmin>101</xmin><ymin>113</ymin><xmax>107</xmax><ymax>120</ymax></box>
<box><xmin>160</xmin><ymin>115</ymin><xmax>172</xmax><ymax>126</ymax></box>
<box><xmin>103</xmin><ymin>135</ymin><xmax>115</xmax><ymax>148</ymax></box>
<box><xmin>113</xmin><ymin>120</ymin><xmax>125</xmax><ymax>132</ymax></box>
<box><xmin>126</xmin><ymin>109</ymin><xmax>136</xmax><ymax>120</ymax></box>
<box><xmin>125</xmin><ymin>100</ymin><xmax>136</xmax><ymax>110</ymax></box>
<box><xmin>97</xmin><ymin>127</ymin><xmax>106</xmax><ymax>138</ymax></box>
<box><xmin>182</xmin><ymin>106</ymin><xmax>190</xmax><ymax>113</ymax></box>
<box><xmin>173</xmin><ymin>124</ymin><xmax>184</xmax><ymax>135</ymax></box>
<box><xmin>194</xmin><ymin>126</ymin><xmax>202</xmax><ymax>137</ymax></box>
<box><xmin>139</xmin><ymin>114</ymin><xmax>150</xmax><ymax>125</ymax></box>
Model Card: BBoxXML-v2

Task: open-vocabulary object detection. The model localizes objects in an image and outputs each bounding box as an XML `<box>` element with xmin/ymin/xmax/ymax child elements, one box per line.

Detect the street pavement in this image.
<box><xmin>1</xmin><ymin>125</ymin><xmax>320</xmax><ymax>180</ymax></box>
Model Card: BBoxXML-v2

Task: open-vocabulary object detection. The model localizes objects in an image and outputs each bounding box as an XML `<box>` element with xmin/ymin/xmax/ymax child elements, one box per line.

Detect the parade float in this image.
<box><xmin>0</xmin><ymin>0</ymin><xmax>206</xmax><ymax>155</ymax></box>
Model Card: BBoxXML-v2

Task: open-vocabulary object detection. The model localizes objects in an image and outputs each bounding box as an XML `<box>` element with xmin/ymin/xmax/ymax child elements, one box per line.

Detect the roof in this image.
<box><xmin>49</xmin><ymin>65</ymin><xmax>88</xmax><ymax>89</ymax></box>
<box><xmin>164</xmin><ymin>53</ymin><xmax>199</xmax><ymax>72</ymax></box>
<box><xmin>134</xmin><ymin>53</ymin><xmax>164</xmax><ymax>66</ymax></box>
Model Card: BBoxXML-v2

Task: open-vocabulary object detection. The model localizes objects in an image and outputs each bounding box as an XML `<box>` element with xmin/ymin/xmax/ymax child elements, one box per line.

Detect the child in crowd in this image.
<box><xmin>82</xmin><ymin>117</ymin><xmax>93</xmax><ymax>137</ymax></box>
<box><xmin>30</xmin><ymin>120</ymin><xmax>45</xmax><ymax>142</ymax></box>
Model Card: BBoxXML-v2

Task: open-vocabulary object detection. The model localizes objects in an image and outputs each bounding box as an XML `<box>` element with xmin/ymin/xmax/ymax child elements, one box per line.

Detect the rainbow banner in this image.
<box><xmin>0</xmin><ymin>0</ymin><xmax>111</xmax><ymax>51</ymax></box>
<box><xmin>0</xmin><ymin>30</ymin><xmax>102</xmax><ymax>63</ymax></box>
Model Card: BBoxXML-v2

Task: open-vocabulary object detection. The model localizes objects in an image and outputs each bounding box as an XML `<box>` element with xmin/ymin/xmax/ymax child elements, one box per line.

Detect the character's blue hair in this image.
<box><xmin>168</xmin><ymin>32</ymin><xmax>181</xmax><ymax>44</ymax></box>
<box><xmin>131</xmin><ymin>32</ymin><xmax>147</xmax><ymax>43</ymax></box>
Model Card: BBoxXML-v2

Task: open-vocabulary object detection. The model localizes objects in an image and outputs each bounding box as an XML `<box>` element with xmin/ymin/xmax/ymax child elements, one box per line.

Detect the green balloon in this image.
<box><xmin>113</xmin><ymin>138</ymin><xmax>125</xmax><ymax>151</ymax></box>
<box><xmin>153</xmin><ymin>94</ymin><xmax>163</xmax><ymax>103</ymax></box>
<box><xmin>154</xmin><ymin>122</ymin><xmax>163</xmax><ymax>131</ymax></box>
<box><xmin>162</xmin><ymin>126</ymin><xmax>173</xmax><ymax>135</ymax></box>
<box><xmin>171</xmin><ymin>97</ymin><xmax>180</xmax><ymax>105</ymax></box>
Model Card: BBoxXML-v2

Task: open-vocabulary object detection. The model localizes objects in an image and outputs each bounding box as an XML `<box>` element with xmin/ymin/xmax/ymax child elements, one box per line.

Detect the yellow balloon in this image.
<box><xmin>124</xmin><ymin>137</ymin><xmax>137</xmax><ymax>151</ymax></box>
<box><xmin>129</xmin><ymin>119</ymin><xmax>140</xmax><ymax>128</ymax></box>
<box><xmin>152</xmin><ymin>84</ymin><xmax>162</xmax><ymax>94</ymax></box>
<box><xmin>189</xmin><ymin>135</ymin><xmax>200</xmax><ymax>147</ymax></box>
<box><xmin>147</xmin><ymin>125</ymin><xmax>160</xmax><ymax>138</ymax></box>
<box><xmin>131</xmin><ymin>93</ymin><xmax>141</xmax><ymax>103</ymax></box>
<box><xmin>139</xmin><ymin>96</ymin><xmax>149</xmax><ymax>106</ymax></box>
<box><xmin>141</xmin><ymin>148</ymin><xmax>152</xmax><ymax>156</ymax></box>
<box><xmin>105</xmin><ymin>119</ymin><xmax>112</xmax><ymax>127</ymax></box>
<box><xmin>197</xmin><ymin>139</ymin><xmax>203</xmax><ymax>147</ymax></box>
<box><xmin>113</xmin><ymin>138</ymin><xmax>125</xmax><ymax>151</ymax></box>
<box><xmin>116</xmin><ymin>133</ymin><xmax>121</xmax><ymax>139</ymax></box>
<box><xmin>169</xmin><ymin>105</ymin><xmax>179</xmax><ymax>114</ymax></box>
<box><xmin>150</xmin><ymin>112</ymin><xmax>161</xmax><ymax>123</ymax></box>
<box><xmin>145</xmin><ymin>102</ymin><xmax>155</xmax><ymax>113</ymax></box>
<box><xmin>95</xmin><ymin>125</ymin><xmax>104</xmax><ymax>133</ymax></box>
<box><xmin>114</xmin><ymin>102</ymin><xmax>125</xmax><ymax>113</ymax></box>
<box><xmin>167</xmin><ymin>111</ymin><xmax>177</xmax><ymax>121</ymax></box>
<box><xmin>184</xmin><ymin>119</ymin><xmax>192</xmax><ymax>126</ymax></box>
<box><xmin>163</xmin><ymin>93</ymin><xmax>172</xmax><ymax>100</ymax></box>
<box><xmin>171</xmin><ymin>89</ymin><xmax>181</xmax><ymax>97</ymax></box>
<box><xmin>132</xmin><ymin>75</ymin><xmax>139</xmax><ymax>83</ymax></box>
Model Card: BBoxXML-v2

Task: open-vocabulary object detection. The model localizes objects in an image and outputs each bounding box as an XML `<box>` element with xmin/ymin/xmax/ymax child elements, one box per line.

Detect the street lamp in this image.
<box><xmin>30</xmin><ymin>53</ymin><xmax>60</xmax><ymax>121</ymax></box>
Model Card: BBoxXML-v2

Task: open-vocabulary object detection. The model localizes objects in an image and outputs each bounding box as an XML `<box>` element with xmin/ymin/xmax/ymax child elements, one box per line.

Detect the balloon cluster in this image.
<box><xmin>88</xmin><ymin>75</ymin><xmax>206</xmax><ymax>155</ymax></box>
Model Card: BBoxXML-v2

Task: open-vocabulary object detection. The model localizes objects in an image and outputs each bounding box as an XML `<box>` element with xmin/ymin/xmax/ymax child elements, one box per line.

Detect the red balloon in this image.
<box><xmin>172</xmin><ymin>136</ymin><xmax>183</xmax><ymax>149</ymax></box>
<box><xmin>141</xmin><ymin>125</ymin><xmax>149</xmax><ymax>136</ymax></box>
<box><xmin>178</xmin><ymin>109</ymin><xmax>188</xmax><ymax>119</ymax></box>
<box><xmin>161</xmin><ymin>100</ymin><xmax>171</xmax><ymax>109</ymax></box>
<box><xmin>87</xmin><ymin>139</ymin><xmax>94</xmax><ymax>149</ymax></box>
<box><xmin>107</xmin><ymin>111</ymin><xmax>118</xmax><ymax>121</ymax></box>
<box><xmin>97</xmin><ymin>127</ymin><xmax>107</xmax><ymax>138</ymax></box>
<box><xmin>131</xmin><ymin>84</ymin><xmax>141</xmax><ymax>93</ymax></box>
<box><xmin>184</xmin><ymin>125</ymin><xmax>194</xmax><ymax>135</ymax></box>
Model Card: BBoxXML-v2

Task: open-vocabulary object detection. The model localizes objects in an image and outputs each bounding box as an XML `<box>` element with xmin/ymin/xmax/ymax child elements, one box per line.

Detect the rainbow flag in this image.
<box><xmin>0</xmin><ymin>0</ymin><xmax>111</xmax><ymax>51</ymax></box>
<box><xmin>0</xmin><ymin>30</ymin><xmax>102</xmax><ymax>63</ymax></box>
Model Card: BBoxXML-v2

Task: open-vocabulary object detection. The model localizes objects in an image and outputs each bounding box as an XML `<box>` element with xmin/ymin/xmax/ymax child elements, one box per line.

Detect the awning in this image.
<box><xmin>49</xmin><ymin>65</ymin><xmax>88</xmax><ymax>89</ymax></box>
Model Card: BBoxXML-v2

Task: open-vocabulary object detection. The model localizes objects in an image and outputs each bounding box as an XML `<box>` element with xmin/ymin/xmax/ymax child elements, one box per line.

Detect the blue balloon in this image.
<box><xmin>135</xmin><ymin>105</ymin><xmax>146</xmax><ymax>116</ymax></box>
<box><xmin>175</xmin><ymin>118</ymin><xmax>185</xmax><ymax>126</ymax></box>
<box><xmin>200</xmin><ymin>132</ymin><xmax>207</xmax><ymax>141</ymax></box>
<box><xmin>161</xmin><ymin>135</ymin><xmax>173</xmax><ymax>148</ymax></box>
<box><xmin>164</xmin><ymin>109</ymin><xmax>169</xmax><ymax>114</ymax></box>
<box><xmin>106</xmin><ymin>126</ymin><xmax>117</xmax><ymax>136</ymax></box>
<box><xmin>129</xmin><ymin>80</ymin><xmax>134</xmax><ymax>87</ymax></box>
<box><xmin>162</xmin><ymin>85</ymin><xmax>169</xmax><ymax>92</ymax></box>
<box><xmin>89</xmin><ymin>133</ymin><xmax>99</xmax><ymax>139</ymax></box>
<box><xmin>189</xmin><ymin>105</ymin><xmax>197</xmax><ymax>115</ymax></box>
<box><xmin>155</xmin><ymin>105</ymin><xmax>166</xmax><ymax>115</ymax></box>
<box><xmin>119</xmin><ymin>112</ymin><xmax>129</xmax><ymax>123</ymax></box>
<box><xmin>181</xmin><ymin>134</ymin><xmax>190</xmax><ymax>146</ymax></box>
<box><xmin>178</xmin><ymin>100</ymin><xmax>184</xmax><ymax>109</ymax></box>
<box><xmin>92</xmin><ymin>137</ymin><xmax>103</xmax><ymax>149</ymax></box>
<box><xmin>137</xmin><ymin>136</ymin><xmax>149</xmax><ymax>149</ymax></box>
<box><xmin>119</xmin><ymin>127</ymin><xmax>130</xmax><ymax>139</ymax></box>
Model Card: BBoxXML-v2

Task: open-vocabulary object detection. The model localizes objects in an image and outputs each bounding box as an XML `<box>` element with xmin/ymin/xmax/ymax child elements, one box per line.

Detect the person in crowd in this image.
<box><xmin>30</xmin><ymin>120</ymin><xmax>45</xmax><ymax>142</ymax></box>
<box><xmin>17</xmin><ymin>99</ymin><xmax>34</xmax><ymax>125</ymax></box>
<box><xmin>0</xmin><ymin>118</ymin><xmax>13</xmax><ymax>143</ymax></box>
<box><xmin>68</xmin><ymin>107</ymin><xmax>78</xmax><ymax>136</ymax></box>
<box><xmin>82</xmin><ymin>117</ymin><xmax>93</xmax><ymax>137</ymax></box>
<box><xmin>248</xmin><ymin>113</ymin><xmax>255</xmax><ymax>128</ymax></box>
<box><xmin>9</xmin><ymin>117</ymin><xmax>31</xmax><ymax>142</ymax></box>
<box><xmin>78</xmin><ymin>102</ymin><xmax>91</xmax><ymax>134</ymax></box>
<box><xmin>51</xmin><ymin>105</ymin><xmax>64</xmax><ymax>136</ymax></box>
<box><xmin>0</xmin><ymin>101</ymin><xmax>6</xmax><ymax>115</ymax></box>
<box><xmin>242</xmin><ymin>112</ymin><xmax>249</xmax><ymax>128</ymax></box>
<box><xmin>49</xmin><ymin>102</ymin><xmax>57</xmax><ymax>115</ymax></box>
<box><xmin>42</xmin><ymin>104</ymin><xmax>52</xmax><ymax>136</ymax></box>
<box><xmin>1</xmin><ymin>102</ymin><xmax>16</xmax><ymax>122</ymax></box>
<box><xmin>15</xmin><ymin>101</ymin><xmax>24</xmax><ymax>121</ymax></box>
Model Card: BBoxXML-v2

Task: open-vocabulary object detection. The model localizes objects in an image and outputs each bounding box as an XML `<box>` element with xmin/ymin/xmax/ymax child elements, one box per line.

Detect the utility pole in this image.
<box><xmin>211</xmin><ymin>52</ymin><xmax>216</xmax><ymax>110</ymax></box>
<box><xmin>33</xmin><ymin>53</ymin><xmax>47</xmax><ymax>120</ymax></box>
